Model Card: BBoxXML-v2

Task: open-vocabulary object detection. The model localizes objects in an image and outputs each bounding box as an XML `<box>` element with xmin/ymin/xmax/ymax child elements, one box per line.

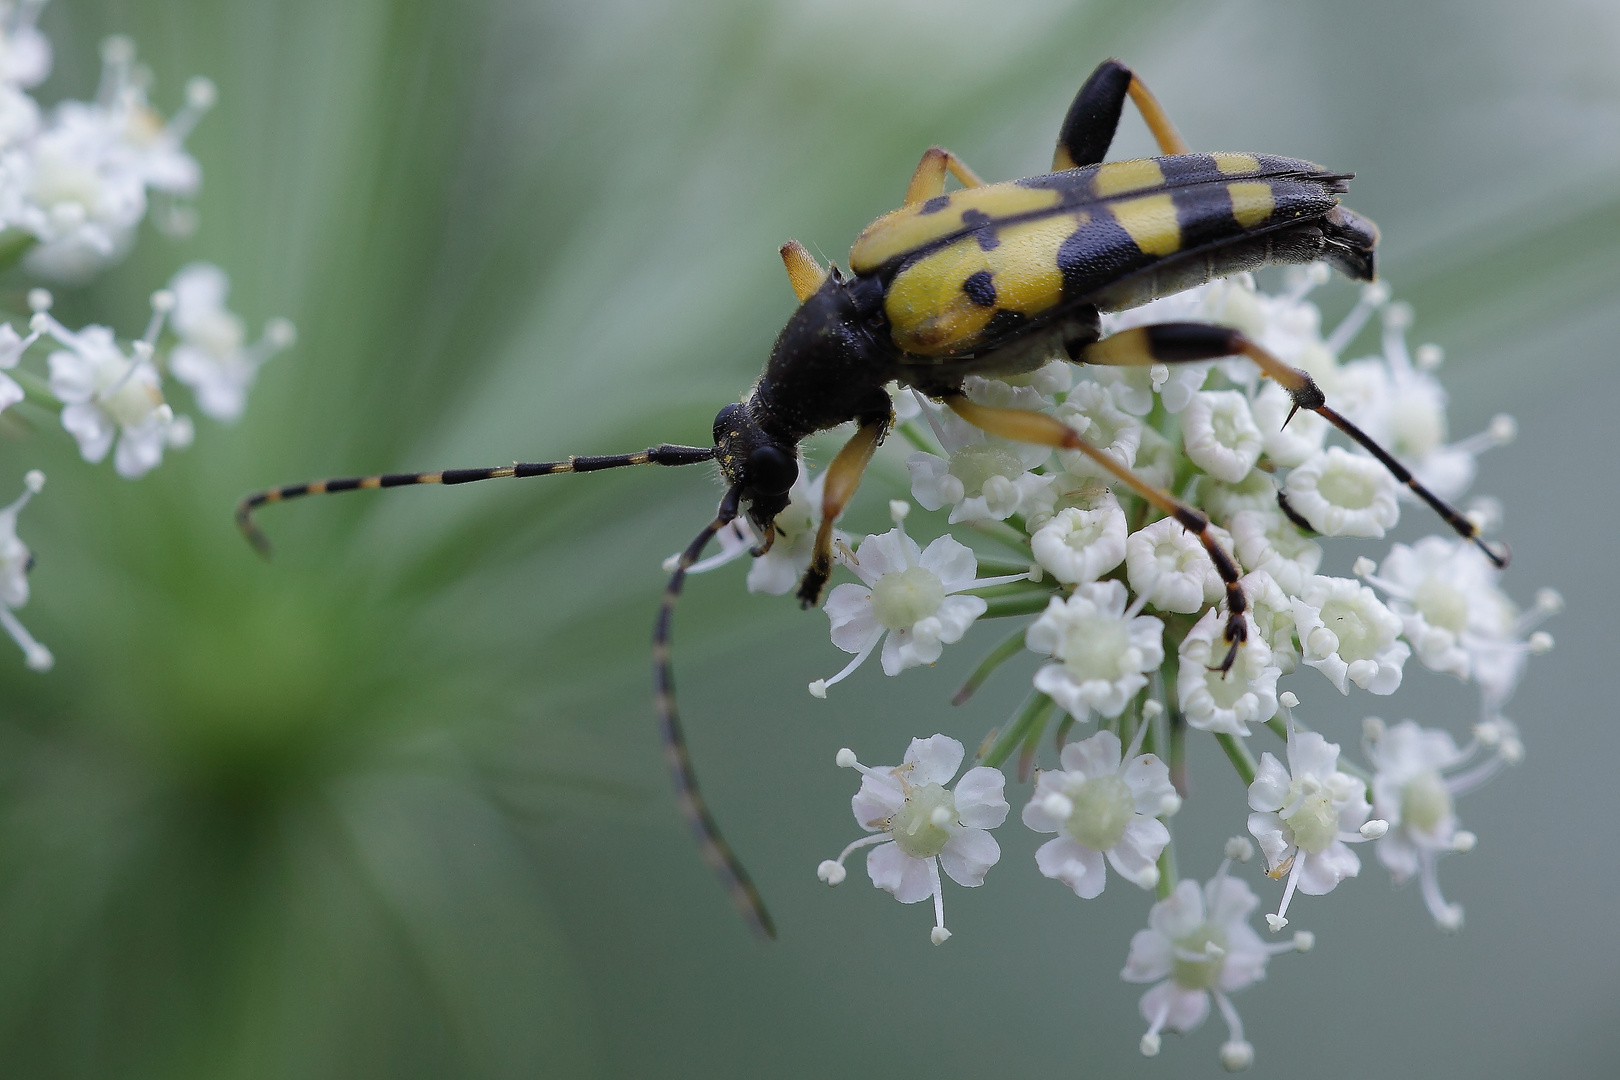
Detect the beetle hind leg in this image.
<box><xmin>1053</xmin><ymin>58</ymin><xmax>1190</xmax><ymax>171</ymax></box>
<box><xmin>1078</xmin><ymin>323</ymin><xmax>1508</xmax><ymax>567</ymax></box>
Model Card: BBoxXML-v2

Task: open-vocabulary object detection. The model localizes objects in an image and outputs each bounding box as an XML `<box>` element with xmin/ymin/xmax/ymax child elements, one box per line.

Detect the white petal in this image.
<box><xmin>918</xmin><ymin>533</ymin><xmax>978</xmax><ymax>593</ymax></box>
<box><xmin>59</xmin><ymin>402</ymin><xmax>113</xmax><ymax>463</ymax></box>
<box><xmin>940</xmin><ymin>827</ymin><xmax>1000</xmax><ymax>886</ymax></box>
<box><xmin>851</xmin><ymin>773</ymin><xmax>905</xmax><ymax>830</ymax></box>
<box><xmin>1122</xmin><ymin>928</ymin><xmax>1174</xmax><ymax>982</ymax></box>
<box><xmin>1247</xmin><ymin>753</ymin><xmax>1291</xmax><ymax>812</ymax></box>
<box><xmin>904</xmin><ymin>734</ymin><xmax>965</xmax><ymax>787</ymax></box>
<box><xmin>1035</xmin><ymin>835</ymin><xmax>1107</xmax><ymax>898</ymax></box>
<box><xmin>866</xmin><ymin>843</ymin><xmax>934</xmax><ymax>903</ymax></box>
<box><xmin>1298</xmin><ymin>841</ymin><xmax>1360</xmax><ymax>895</ymax></box>
<box><xmin>953</xmin><ymin>766</ymin><xmax>1009</xmax><ymax>828</ymax></box>
<box><xmin>1059</xmin><ymin>729</ymin><xmax>1122</xmax><ymax>778</ymax></box>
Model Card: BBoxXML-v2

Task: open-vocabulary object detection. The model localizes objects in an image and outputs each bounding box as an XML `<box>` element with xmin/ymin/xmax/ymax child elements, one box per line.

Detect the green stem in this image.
<box><xmin>1169</xmin><ymin>708</ymin><xmax>1188</xmax><ymax>798</ymax></box>
<box><xmin>1051</xmin><ymin>712</ymin><xmax>1075</xmax><ymax>751</ymax></box>
<box><xmin>11</xmin><ymin>368</ymin><xmax>60</xmax><ymax>409</ymax></box>
<box><xmin>981</xmin><ymin>692</ymin><xmax>1054</xmax><ymax>770</ymax></box>
<box><xmin>981</xmin><ymin>591</ymin><xmax>1057</xmax><ymax>619</ymax></box>
<box><xmin>1216</xmin><ymin>732</ymin><xmax>1257</xmax><ymax>786</ymax></box>
<box><xmin>896</xmin><ymin>420</ymin><xmax>936</xmax><ymax>454</ymax></box>
<box><xmin>1155</xmin><ymin>831</ymin><xmax>1177</xmax><ymax>899</ymax></box>
<box><xmin>1016</xmin><ymin>710</ymin><xmax>1046</xmax><ymax>782</ymax></box>
<box><xmin>975</xmin><ymin>557</ymin><xmax>1033</xmax><ymax>577</ymax></box>
<box><xmin>952</xmin><ymin>627</ymin><xmax>1028</xmax><ymax>705</ymax></box>
<box><xmin>962</xmin><ymin>518</ymin><xmax>1030</xmax><ymax>554</ymax></box>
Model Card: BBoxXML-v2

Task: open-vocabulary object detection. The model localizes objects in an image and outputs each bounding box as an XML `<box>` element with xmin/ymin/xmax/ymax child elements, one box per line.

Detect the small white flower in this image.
<box><xmin>0</xmin><ymin>1</ymin><xmax>51</xmax><ymax>90</ymax></box>
<box><xmin>1249</xmin><ymin>380</ymin><xmax>1328</xmax><ymax>468</ymax></box>
<box><xmin>1029</xmin><ymin>491</ymin><xmax>1126</xmax><ymax>585</ymax></box>
<box><xmin>1178</xmin><ymin>609</ymin><xmax>1279</xmax><ymax>737</ymax></box>
<box><xmin>1367</xmin><ymin>719</ymin><xmax>1511</xmax><ymax>930</ymax></box>
<box><xmin>0</xmin><ymin>468</ymin><xmax>51</xmax><ymax>671</ymax></box>
<box><xmin>13</xmin><ymin>37</ymin><xmax>212</xmax><ymax>281</ymax></box>
<box><xmin>167</xmin><ymin>262</ymin><xmax>295</xmax><ymax>422</ymax></box>
<box><xmin>1123</xmin><ymin>860</ymin><xmax>1303</xmax><ymax>1070</ymax></box>
<box><xmin>41</xmin><ymin>296</ymin><xmax>188</xmax><ymax>478</ymax></box>
<box><xmin>1240</xmin><ymin>571</ymin><xmax>1300</xmax><ymax>675</ymax></box>
<box><xmin>1283</xmin><ymin>446</ymin><xmax>1400</xmax><ymax>538</ymax></box>
<box><xmin>1196</xmin><ymin>470</ymin><xmax>1283</xmax><ymax>527</ymax></box>
<box><xmin>811</xmin><ymin>503</ymin><xmax>1020</xmax><ymax>696</ymax></box>
<box><xmin>906</xmin><ymin>380</ymin><xmax>1053</xmax><ymax>524</ymax></box>
<box><xmin>1182</xmin><ymin>390</ymin><xmax>1263</xmax><ymax>483</ymax></box>
<box><xmin>1055</xmin><ymin>381</ymin><xmax>1142</xmax><ymax>481</ymax></box>
<box><xmin>1026</xmin><ymin>580</ymin><xmax>1164</xmax><ymax>720</ymax></box>
<box><xmin>1292</xmin><ymin>575</ymin><xmax>1409</xmax><ymax>695</ymax></box>
<box><xmin>1022</xmin><ymin>728</ymin><xmax>1174</xmax><ymax>897</ymax></box>
<box><xmin>1247</xmin><ymin>726</ymin><xmax>1373</xmax><ymax>929</ymax></box>
<box><xmin>1229</xmin><ymin>507</ymin><xmax>1321</xmax><ymax>596</ymax></box>
<box><xmin>818</xmin><ymin>735</ymin><xmax>1008</xmax><ymax>943</ymax></box>
<box><xmin>1126</xmin><ymin>516</ymin><xmax>1232</xmax><ymax>614</ymax></box>
<box><xmin>1363</xmin><ymin>537</ymin><xmax>1515</xmax><ymax>683</ymax></box>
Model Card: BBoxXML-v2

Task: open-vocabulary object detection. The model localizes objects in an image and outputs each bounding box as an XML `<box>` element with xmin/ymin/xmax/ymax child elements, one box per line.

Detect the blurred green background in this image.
<box><xmin>0</xmin><ymin>0</ymin><xmax>1615</xmax><ymax>1076</ymax></box>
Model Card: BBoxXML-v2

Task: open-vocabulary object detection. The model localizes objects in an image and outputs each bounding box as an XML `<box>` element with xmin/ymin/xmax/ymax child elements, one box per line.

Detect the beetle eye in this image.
<box><xmin>745</xmin><ymin>445</ymin><xmax>797</xmax><ymax>496</ymax></box>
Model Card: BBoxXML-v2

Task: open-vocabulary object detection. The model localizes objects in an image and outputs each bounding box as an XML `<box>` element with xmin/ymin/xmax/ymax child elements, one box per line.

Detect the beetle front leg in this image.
<box><xmin>941</xmin><ymin>393</ymin><xmax>1249</xmax><ymax>672</ymax></box>
<box><xmin>796</xmin><ymin>414</ymin><xmax>890</xmax><ymax>609</ymax></box>
<box><xmin>1053</xmin><ymin>58</ymin><xmax>1190</xmax><ymax>171</ymax></box>
<box><xmin>1077</xmin><ymin>323</ymin><xmax>1508</xmax><ymax>567</ymax></box>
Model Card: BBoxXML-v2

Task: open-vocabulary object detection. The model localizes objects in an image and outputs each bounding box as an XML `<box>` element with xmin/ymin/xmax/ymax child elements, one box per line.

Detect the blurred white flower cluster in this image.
<box><xmin>694</xmin><ymin>264</ymin><xmax>1552</xmax><ymax>1071</ymax></box>
<box><xmin>0</xmin><ymin>4</ymin><xmax>295</xmax><ymax>671</ymax></box>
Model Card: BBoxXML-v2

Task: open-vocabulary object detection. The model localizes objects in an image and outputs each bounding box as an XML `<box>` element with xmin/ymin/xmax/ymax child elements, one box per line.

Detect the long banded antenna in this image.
<box><xmin>234</xmin><ymin>444</ymin><xmax>715</xmax><ymax>556</ymax></box>
<box><xmin>654</xmin><ymin>484</ymin><xmax>777</xmax><ymax>938</ymax></box>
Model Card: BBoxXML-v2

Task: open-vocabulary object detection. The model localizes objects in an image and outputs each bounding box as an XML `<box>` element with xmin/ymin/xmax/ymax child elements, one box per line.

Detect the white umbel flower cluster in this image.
<box><xmin>0</xmin><ymin>8</ymin><xmax>296</xmax><ymax>670</ymax></box>
<box><xmin>695</xmin><ymin>266</ymin><xmax>1551</xmax><ymax>1070</ymax></box>
<box><xmin>0</xmin><ymin>18</ymin><xmax>214</xmax><ymax>282</ymax></box>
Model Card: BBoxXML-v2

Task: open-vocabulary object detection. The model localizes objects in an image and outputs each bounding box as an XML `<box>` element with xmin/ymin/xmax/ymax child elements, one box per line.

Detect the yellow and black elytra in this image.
<box><xmin>237</xmin><ymin>59</ymin><xmax>1506</xmax><ymax>941</ymax></box>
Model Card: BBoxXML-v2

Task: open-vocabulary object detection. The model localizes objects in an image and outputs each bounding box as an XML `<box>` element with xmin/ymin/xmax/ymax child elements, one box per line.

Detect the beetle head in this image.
<box><xmin>712</xmin><ymin>401</ymin><xmax>797</xmax><ymax>532</ymax></box>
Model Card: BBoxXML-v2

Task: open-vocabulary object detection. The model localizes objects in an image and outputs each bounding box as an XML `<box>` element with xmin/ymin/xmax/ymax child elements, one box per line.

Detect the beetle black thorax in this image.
<box><xmin>712</xmin><ymin>270</ymin><xmax>897</xmax><ymax>531</ymax></box>
<box><xmin>749</xmin><ymin>270</ymin><xmax>896</xmax><ymax>444</ymax></box>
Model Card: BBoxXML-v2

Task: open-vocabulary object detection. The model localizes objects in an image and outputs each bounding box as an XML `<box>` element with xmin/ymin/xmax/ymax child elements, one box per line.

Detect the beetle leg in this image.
<box><xmin>1053</xmin><ymin>59</ymin><xmax>1190</xmax><ymax>171</ymax></box>
<box><xmin>779</xmin><ymin>240</ymin><xmax>829</xmax><ymax>303</ymax></box>
<box><xmin>904</xmin><ymin>146</ymin><xmax>987</xmax><ymax>205</ymax></box>
<box><xmin>235</xmin><ymin>444</ymin><xmax>715</xmax><ymax>557</ymax></box>
<box><xmin>796</xmin><ymin>414</ymin><xmax>890</xmax><ymax>608</ymax></box>
<box><xmin>943</xmin><ymin>393</ymin><xmax>1249</xmax><ymax>672</ymax></box>
<box><xmin>1077</xmin><ymin>322</ymin><xmax>1507</xmax><ymax>567</ymax></box>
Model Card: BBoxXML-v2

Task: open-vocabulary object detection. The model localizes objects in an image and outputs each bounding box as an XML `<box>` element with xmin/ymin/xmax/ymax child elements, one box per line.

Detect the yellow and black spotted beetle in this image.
<box><xmin>238</xmin><ymin>60</ymin><xmax>1505</xmax><ymax>940</ymax></box>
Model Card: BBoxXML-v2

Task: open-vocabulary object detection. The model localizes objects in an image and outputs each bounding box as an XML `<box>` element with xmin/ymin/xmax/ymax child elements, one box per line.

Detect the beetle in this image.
<box><xmin>237</xmin><ymin>59</ymin><xmax>1504</xmax><ymax>940</ymax></box>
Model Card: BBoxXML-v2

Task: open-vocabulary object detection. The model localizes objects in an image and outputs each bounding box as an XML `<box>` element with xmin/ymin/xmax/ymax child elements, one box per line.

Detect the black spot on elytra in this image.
<box><xmin>920</xmin><ymin>195</ymin><xmax>951</xmax><ymax>214</ymax></box>
<box><xmin>962</xmin><ymin>269</ymin><xmax>996</xmax><ymax>307</ymax></box>
<box><xmin>958</xmin><ymin>207</ymin><xmax>1000</xmax><ymax>251</ymax></box>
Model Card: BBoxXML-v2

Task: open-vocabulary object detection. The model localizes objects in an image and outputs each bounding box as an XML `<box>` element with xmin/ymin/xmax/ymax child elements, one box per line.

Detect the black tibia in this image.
<box><xmin>1080</xmin><ymin>321</ymin><xmax>1507</xmax><ymax>567</ymax></box>
<box><xmin>1053</xmin><ymin>59</ymin><xmax>1189</xmax><ymax>172</ymax></box>
<box><xmin>1276</xmin><ymin>490</ymin><xmax>1317</xmax><ymax>535</ymax></box>
<box><xmin>1316</xmin><ymin>404</ymin><xmax>1508</xmax><ymax>568</ymax></box>
<box><xmin>1174</xmin><ymin>505</ymin><xmax>1250</xmax><ymax>673</ymax></box>
<box><xmin>653</xmin><ymin>484</ymin><xmax>777</xmax><ymax>939</ymax></box>
<box><xmin>1054</xmin><ymin>59</ymin><xmax>1133</xmax><ymax>170</ymax></box>
<box><xmin>234</xmin><ymin>444</ymin><xmax>714</xmax><ymax>557</ymax></box>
